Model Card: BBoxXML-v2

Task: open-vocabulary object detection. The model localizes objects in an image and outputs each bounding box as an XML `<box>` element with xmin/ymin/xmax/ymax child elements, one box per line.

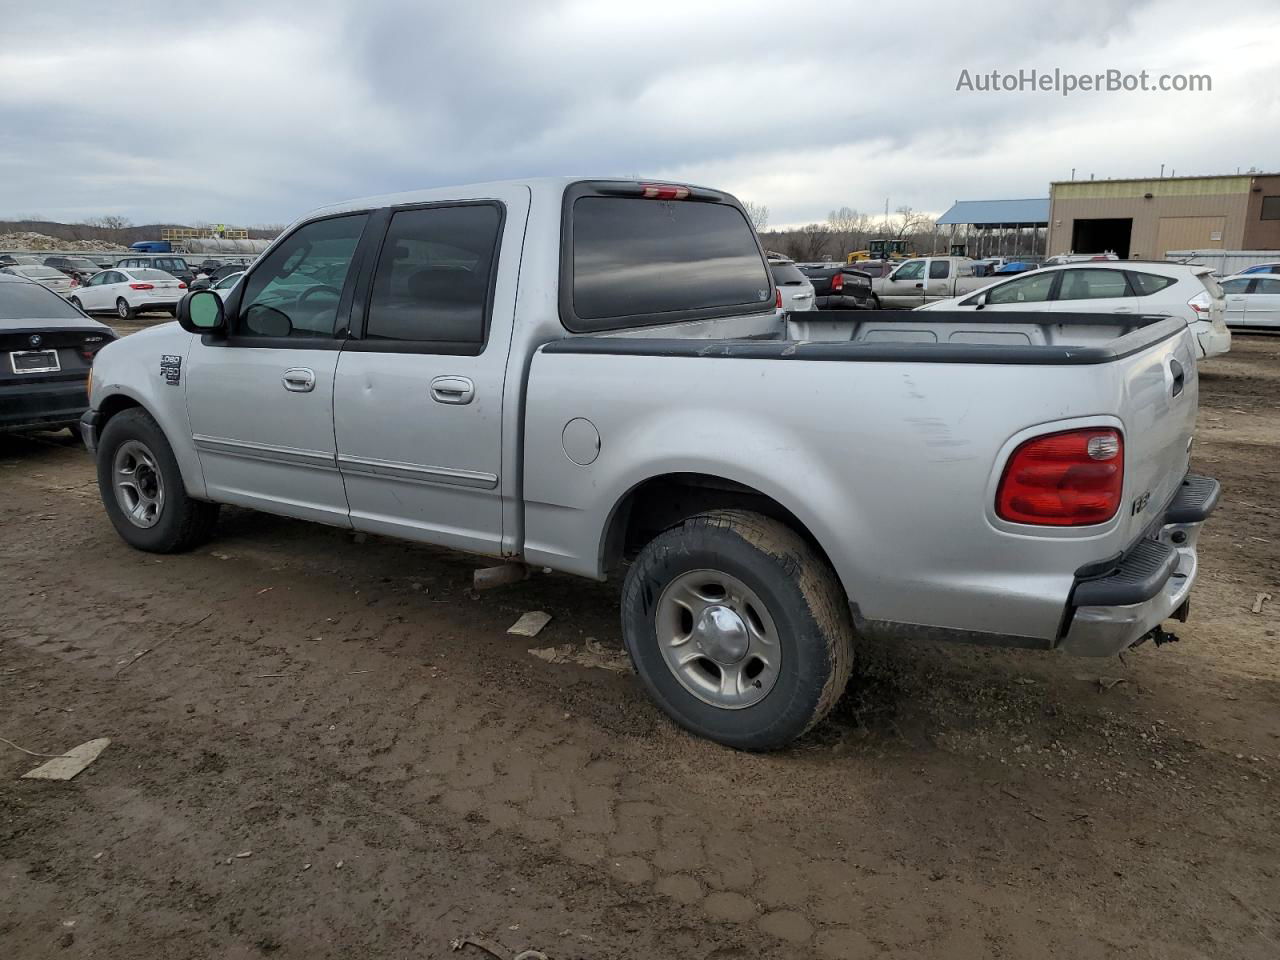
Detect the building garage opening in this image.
<box><xmin>1071</xmin><ymin>218</ymin><xmax>1132</xmax><ymax>259</ymax></box>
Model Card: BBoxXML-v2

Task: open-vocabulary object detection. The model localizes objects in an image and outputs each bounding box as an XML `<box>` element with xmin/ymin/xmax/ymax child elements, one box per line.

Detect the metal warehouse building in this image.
<box><xmin>1046</xmin><ymin>172</ymin><xmax>1280</xmax><ymax>260</ymax></box>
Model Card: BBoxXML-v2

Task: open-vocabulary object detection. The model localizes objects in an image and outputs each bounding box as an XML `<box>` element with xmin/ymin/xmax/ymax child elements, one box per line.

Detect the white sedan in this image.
<box><xmin>917</xmin><ymin>261</ymin><xmax>1231</xmax><ymax>359</ymax></box>
<box><xmin>1219</xmin><ymin>273</ymin><xmax>1280</xmax><ymax>329</ymax></box>
<box><xmin>1</xmin><ymin>264</ymin><xmax>75</xmax><ymax>296</ymax></box>
<box><xmin>69</xmin><ymin>268</ymin><xmax>187</xmax><ymax>320</ymax></box>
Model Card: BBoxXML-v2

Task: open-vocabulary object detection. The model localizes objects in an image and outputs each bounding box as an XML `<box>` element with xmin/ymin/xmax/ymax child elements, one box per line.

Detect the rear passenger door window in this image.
<box><xmin>362</xmin><ymin>203</ymin><xmax>503</xmax><ymax>351</ymax></box>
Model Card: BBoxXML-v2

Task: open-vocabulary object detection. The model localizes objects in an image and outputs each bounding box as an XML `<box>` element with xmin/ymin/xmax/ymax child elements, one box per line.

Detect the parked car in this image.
<box><xmin>798</xmin><ymin>262</ymin><xmax>875</xmax><ymax>309</ymax></box>
<box><xmin>1043</xmin><ymin>252</ymin><xmax>1120</xmax><ymax>266</ymax></box>
<box><xmin>917</xmin><ymin>261</ymin><xmax>1231</xmax><ymax>358</ymax></box>
<box><xmin>0</xmin><ymin>253</ymin><xmax>43</xmax><ymax>268</ymax></box>
<box><xmin>1238</xmin><ymin>262</ymin><xmax>1280</xmax><ymax>276</ymax></box>
<box><xmin>114</xmin><ymin>254</ymin><xmax>196</xmax><ymax>285</ymax></box>
<box><xmin>2</xmin><ymin>264</ymin><xmax>76</xmax><ymax>296</ymax></box>
<box><xmin>208</xmin><ymin>270</ymin><xmax>244</xmax><ymax>301</ymax></box>
<box><xmin>69</xmin><ymin>267</ymin><xmax>187</xmax><ymax>319</ymax></box>
<box><xmin>768</xmin><ymin>259</ymin><xmax>816</xmax><ymax>311</ymax></box>
<box><xmin>0</xmin><ymin>273</ymin><xmax>115</xmax><ymax>434</ymax></box>
<box><xmin>44</xmin><ymin>255</ymin><xmax>102</xmax><ymax>284</ymax></box>
<box><xmin>80</xmin><ymin>176</ymin><xmax>1218</xmax><ymax>750</ymax></box>
<box><xmin>1220</xmin><ymin>273</ymin><xmax>1280</xmax><ymax>328</ymax></box>
<box><xmin>844</xmin><ymin>259</ymin><xmax>896</xmax><ymax>279</ymax></box>
<box><xmin>872</xmin><ymin>256</ymin><xmax>992</xmax><ymax>307</ymax></box>
<box><xmin>993</xmin><ymin>260</ymin><xmax>1037</xmax><ymax>275</ymax></box>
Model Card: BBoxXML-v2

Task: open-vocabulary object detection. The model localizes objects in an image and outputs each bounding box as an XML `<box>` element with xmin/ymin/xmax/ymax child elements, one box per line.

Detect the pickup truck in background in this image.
<box><xmin>797</xmin><ymin>262</ymin><xmax>875</xmax><ymax>309</ymax></box>
<box><xmin>80</xmin><ymin>177</ymin><xmax>1219</xmax><ymax>750</ymax></box>
<box><xmin>872</xmin><ymin>256</ymin><xmax>994</xmax><ymax>307</ymax></box>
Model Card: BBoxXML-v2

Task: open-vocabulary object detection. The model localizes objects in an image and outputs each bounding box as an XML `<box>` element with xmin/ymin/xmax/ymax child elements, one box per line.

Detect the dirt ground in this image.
<box><xmin>2</xmin><ymin>331</ymin><xmax>1278</xmax><ymax>960</ymax></box>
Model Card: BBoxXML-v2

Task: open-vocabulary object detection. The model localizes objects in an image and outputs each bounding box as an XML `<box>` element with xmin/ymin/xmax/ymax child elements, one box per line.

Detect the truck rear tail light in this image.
<box><xmin>129</xmin><ymin>283</ymin><xmax>154</xmax><ymax>290</ymax></box>
<box><xmin>640</xmin><ymin>184</ymin><xmax>690</xmax><ymax>200</ymax></box>
<box><xmin>996</xmin><ymin>428</ymin><xmax>1124</xmax><ymax>526</ymax></box>
<box><xmin>775</xmin><ymin>289</ymin><xmax>783</xmax><ymax>309</ymax></box>
<box><xmin>830</xmin><ymin>272</ymin><xmax>844</xmax><ymax>292</ymax></box>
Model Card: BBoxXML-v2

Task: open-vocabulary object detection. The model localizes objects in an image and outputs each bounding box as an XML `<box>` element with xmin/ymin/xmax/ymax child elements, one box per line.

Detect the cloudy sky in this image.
<box><xmin>1</xmin><ymin>0</ymin><xmax>1277</xmax><ymax>229</ymax></box>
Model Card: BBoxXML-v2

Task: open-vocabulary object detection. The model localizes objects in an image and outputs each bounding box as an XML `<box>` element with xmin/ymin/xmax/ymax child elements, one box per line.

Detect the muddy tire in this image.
<box><xmin>621</xmin><ymin>509</ymin><xmax>854</xmax><ymax>750</ymax></box>
<box><xmin>96</xmin><ymin>407</ymin><xmax>218</xmax><ymax>553</ymax></box>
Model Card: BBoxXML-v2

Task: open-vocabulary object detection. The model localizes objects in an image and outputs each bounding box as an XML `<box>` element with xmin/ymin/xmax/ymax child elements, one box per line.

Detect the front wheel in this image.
<box><xmin>68</xmin><ymin>296</ymin><xmax>83</xmax><ymax>312</ymax></box>
<box><xmin>96</xmin><ymin>408</ymin><xmax>218</xmax><ymax>552</ymax></box>
<box><xmin>621</xmin><ymin>510</ymin><xmax>854</xmax><ymax>750</ymax></box>
<box><xmin>116</xmin><ymin>297</ymin><xmax>134</xmax><ymax>320</ymax></box>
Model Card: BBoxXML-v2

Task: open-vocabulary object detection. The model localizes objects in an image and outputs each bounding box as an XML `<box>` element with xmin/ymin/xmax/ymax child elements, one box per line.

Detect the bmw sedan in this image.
<box><xmin>0</xmin><ymin>273</ymin><xmax>115</xmax><ymax>435</ymax></box>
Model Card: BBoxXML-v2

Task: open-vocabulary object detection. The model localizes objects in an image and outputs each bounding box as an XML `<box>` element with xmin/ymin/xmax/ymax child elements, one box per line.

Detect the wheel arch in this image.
<box><xmin>599</xmin><ymin>471</ymin><xmax>842</xmax><ymax>591</ymax></box>
<box><xmin>95</xmin><ymin>387</ymin><xmax>208</xmax><ymax>500</ymax></box>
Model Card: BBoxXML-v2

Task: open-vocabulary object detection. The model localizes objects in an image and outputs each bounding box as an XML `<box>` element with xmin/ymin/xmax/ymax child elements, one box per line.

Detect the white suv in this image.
<box><xmin>918</xmin><ymin>261</ymin><xmax>1231</xmax><ymax>359</ymax></box>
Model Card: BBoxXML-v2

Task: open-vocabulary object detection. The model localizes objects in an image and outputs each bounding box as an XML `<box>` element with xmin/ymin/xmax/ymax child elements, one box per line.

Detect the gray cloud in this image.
<box><xmin>1</xmin><ymin>0</ymin><xmax>1276</xmax><ymax>227</ymax></box>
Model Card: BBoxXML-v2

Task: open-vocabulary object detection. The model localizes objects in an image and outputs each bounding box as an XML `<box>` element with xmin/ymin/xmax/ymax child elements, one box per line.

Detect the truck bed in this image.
<box><xmin>523</xmin><ymin>309</ymin><xmax>1199</xmax><ymax>649</ymax></box>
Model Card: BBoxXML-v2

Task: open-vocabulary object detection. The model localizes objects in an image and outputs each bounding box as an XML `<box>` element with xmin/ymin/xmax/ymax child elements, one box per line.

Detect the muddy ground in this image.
<box><xmin>1</xmin><ymin>331</ymin><xmax>1277</xmax><ymax>959</ymax></box>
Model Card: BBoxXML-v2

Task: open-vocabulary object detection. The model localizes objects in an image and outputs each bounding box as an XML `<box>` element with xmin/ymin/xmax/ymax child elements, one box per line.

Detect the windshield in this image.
<box><xmin>0</xmin><ymin>280</ymin><xmax>84</xmax><ymax>319</ymax></box>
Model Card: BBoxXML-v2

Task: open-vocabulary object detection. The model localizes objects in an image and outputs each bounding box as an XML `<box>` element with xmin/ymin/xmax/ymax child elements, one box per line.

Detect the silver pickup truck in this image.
<box><xmin>80</xmin><ymin>177</ymin><xmax>1219</xmax><ymax>750</ymax></box>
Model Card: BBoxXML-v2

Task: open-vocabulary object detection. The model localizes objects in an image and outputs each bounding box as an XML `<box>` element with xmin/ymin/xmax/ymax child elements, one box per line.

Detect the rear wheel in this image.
<box><xmin>96</xmin><ymin>408</ymin><xmax>218</xmax><ymax>552</ymax></box>
<box><xmin>68</xmin><ymin>296</ymin><xmax>83</xmax><ymax>311</ymax></box>
<box><xmin>621</xmin><ymin>509</ymin><xmax>854</xmax><ymax>750</ymax></box>
<box><xmin>116</xmin><ymin>297</ymin><xmax>134</xmax><ymax>320</ymax></box>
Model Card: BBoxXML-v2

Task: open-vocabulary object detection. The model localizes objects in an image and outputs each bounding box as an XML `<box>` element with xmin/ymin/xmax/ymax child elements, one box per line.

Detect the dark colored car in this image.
<box><xmin>114</xmin><ymin>254</ymin><xmax>196</xmax><ymax>285</ymax></box>
<box><xmin>45</xmin><ymin>255</ymin><xmax>102</xmax><ymax>284</ymax></box>
<box><xmin>0</xmin><ymin>253</ymin><xmax>42</xmax><ymax>268</ymax></box>
<box><xmin>798</xmin><ymin>262</ymin><xmax>875</xmax><ymax>309</ymax></box>
<box><xmin>0</xmin><ymin>273</ymin><xmax>115</xmax><ymax>435</ymax></box>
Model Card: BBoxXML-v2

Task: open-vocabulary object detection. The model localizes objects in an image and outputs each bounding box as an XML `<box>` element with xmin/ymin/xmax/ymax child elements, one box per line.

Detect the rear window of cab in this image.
<box><xmin>561</xmin><ymin>184</ymin><xmax>772</xmax><ymax>332</ymax></box>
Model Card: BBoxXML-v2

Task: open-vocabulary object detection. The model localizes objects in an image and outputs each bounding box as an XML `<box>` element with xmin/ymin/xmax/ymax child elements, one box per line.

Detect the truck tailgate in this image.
<box><xmin>1107</xmin><ymin>323</ymin><xmax>1199</xmax><ymax>543</ymax></box>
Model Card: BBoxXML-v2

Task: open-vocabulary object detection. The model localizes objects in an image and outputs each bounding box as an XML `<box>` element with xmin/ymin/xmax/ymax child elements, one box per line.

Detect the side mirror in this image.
<box><xmin>177</xmin><ymin>290</ymin><xmax>226</xmax><ymax>335</ymax></box>
<box><xmin>974</xmin><ymin>291</ymin><xmax>988</xmax><ymax>310</ymax></box>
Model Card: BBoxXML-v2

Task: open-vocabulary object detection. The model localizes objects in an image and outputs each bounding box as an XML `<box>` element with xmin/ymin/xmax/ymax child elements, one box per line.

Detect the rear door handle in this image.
<box><xmin>431</xmin><ymin>376</ymin><xmax>474</xmax><ymax>405</ymax></box>
<box><xmin>282</xmin><ymin>367</ymin><xmax>316</xmax><ymax>392</ymax></box>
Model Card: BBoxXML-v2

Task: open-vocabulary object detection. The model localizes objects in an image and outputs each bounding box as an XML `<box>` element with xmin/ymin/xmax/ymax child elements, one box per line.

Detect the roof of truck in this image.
<box><xmin>305</xmin><ymin>177</ymin><xmax>714</xmax><ymax>219</ymax></box>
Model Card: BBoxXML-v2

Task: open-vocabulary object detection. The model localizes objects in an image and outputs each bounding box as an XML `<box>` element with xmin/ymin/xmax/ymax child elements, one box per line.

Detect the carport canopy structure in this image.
<box><xmin>936</xmin><ymin>198</ymin><xmax>1050</xmax><ymax>258</ymax></box>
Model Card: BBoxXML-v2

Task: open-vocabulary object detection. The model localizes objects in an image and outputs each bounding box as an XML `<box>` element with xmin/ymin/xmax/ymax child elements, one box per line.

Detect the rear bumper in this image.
<box><xmin>1058</xmin><ymin>475</ymin><xmax>1220</xmax><ymax>656</ymax></box>
<box><xmin>0</xmin><ymin>379</ymin><xmax>89</xmax><ymax>433</ymax></box>
<box><xmin>1195</xmin><ymin>322</ymin><xmax>1231</xmax><ymax>359</ymax></box>
<box><xmin>814</xmin><ymin>293</ymin><xmax>874</xmax><ymax>310</ymax></box>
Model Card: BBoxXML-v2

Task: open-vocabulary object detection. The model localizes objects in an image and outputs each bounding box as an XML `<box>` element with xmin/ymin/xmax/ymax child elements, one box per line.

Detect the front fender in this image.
<box><xmin>90</xmin><ymin>325</ymin><xmax>206</xmax><ymax>499</ymax></box>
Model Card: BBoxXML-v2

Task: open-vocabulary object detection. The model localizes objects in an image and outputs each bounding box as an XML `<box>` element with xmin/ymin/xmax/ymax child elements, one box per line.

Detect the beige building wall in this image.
<box><xmin>1046</xmin><ymin>176</ymin><xmax>1253</xmax><ymax>258</ymax></box>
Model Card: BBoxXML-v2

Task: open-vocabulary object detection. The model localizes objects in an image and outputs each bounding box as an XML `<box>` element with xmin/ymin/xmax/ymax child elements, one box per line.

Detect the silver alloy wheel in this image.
<box><xmin>116</xmin><ymin>298</ymin><xmax>130</xmax><ymax>319</ymax></box>
<box><xmin>655</xmin><ymin>568</ymin><xmax>781</xmax><ymax>709</ymax></box>
<box><xmin>112</xmin><ymin>439</ymin><xmax>165</xmax><ymax>528</ymax></box>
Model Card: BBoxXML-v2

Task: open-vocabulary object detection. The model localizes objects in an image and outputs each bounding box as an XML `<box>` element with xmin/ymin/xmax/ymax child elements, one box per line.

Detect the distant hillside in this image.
<box><xmin>0</xmin><ymin>220</ymin><xmax>280</xmax><ymax>246</ymax></box>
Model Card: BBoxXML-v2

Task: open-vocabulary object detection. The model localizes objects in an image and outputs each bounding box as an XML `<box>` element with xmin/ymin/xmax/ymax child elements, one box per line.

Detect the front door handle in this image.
<box><xmin>282</xmin><ymin>367</ymin><xmax>316</xmax><ymax>392</ymax></box>
<box><xmin>431</xmin><ymin>376</ymin><xmax>474</xmax><ymax>405</ymax></box>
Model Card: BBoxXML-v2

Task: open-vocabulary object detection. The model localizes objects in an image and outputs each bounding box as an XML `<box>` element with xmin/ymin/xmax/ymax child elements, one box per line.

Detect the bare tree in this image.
<box><xmin>790</xmin><ymin>223</ymin><xmax>832</xmax><ymax>262</ymax></box>
<box><xmin>742</xmin><ymin>200</ymin><xmax>769</xmax><ymax>231</ymax></box>
<box><xmin>887</xmin><ymin>206</ymin><xmax>932</xmax><ymax>240</ymax></box>
<box><xmin>87</xmin><ymin>215</ymin><xmax>133</xmax><ymax>231</ymax></box>
<box><xmin>826</xmin><ymin>206</ymin><xmax>872</xmax><ymax>260</ymax></box>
